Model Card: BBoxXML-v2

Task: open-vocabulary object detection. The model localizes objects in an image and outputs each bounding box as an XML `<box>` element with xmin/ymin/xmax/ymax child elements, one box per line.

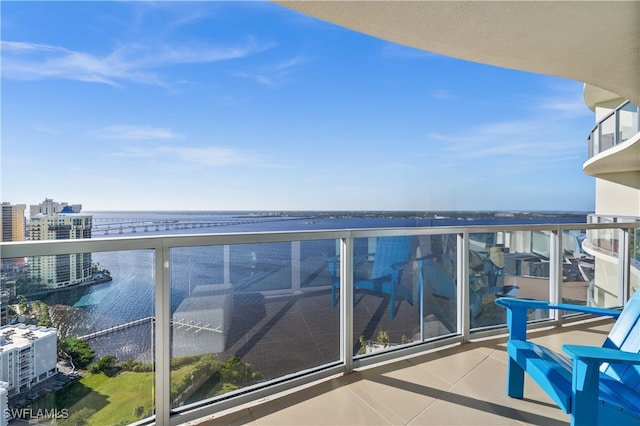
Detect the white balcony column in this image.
<box><xmin>457</xmin><ymin>232</ymin><xmax>470</xmax><ymax>341</ymax></box>
<box><xmin>549</xmin><ymin>230</ymin><xmax>562</xmax><ymax>324</ymax></box>
<box><xmin>340</xmin><ymin>236</ymin><xmax>354</xmax><ymax>373</ymax></box>
<box><xmin>291</xmin><ymin>241</ymin><xmax>301</xmax><ymax>293</ymax></box>
<box><xmin>155</xmin><ymin>244</ymin><xmax>170</xmax><ymax>425</ymax></box>
<box><xmin>618</xmin><ymin>228</ymin><xmax>630</xmax><ymax>305</ymax></box>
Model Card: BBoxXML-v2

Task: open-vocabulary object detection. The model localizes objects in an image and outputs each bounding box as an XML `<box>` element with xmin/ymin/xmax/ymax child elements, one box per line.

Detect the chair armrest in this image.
<box><xmin>496</xmin><ymin>298</ymin><xmax>620</xmax><ymax>341</ymax></box>
<box><xmin>562</xmin><ymin>344</ymin><xmax>640</xmax><ymax>422</ymax></box>
<box><xmin>325</xmin><ymin>255</ymin><xmax>340</xmax><ymax>278</ymax></box>
<box><xmin>495</xmin><ymin>298</ymin><xmax>621</xmax><ymax>319</ymax></box>
<box><xmin>416</xmin><ymin>254</ymin><xmax>439</xmax><ymax>263</ymax></box>
<box><xmin>391</xmin><ymin>261</ymin><xmax>409</xmax><ymax>270</ymax></box>
<box><xmin>563</xmin><ymin>345</ymin><xmax>640</xmax><ymax>365</ymax></box>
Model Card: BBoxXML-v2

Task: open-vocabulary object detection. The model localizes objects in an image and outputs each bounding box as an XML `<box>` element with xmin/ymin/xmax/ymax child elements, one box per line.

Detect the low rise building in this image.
<box><xmin>0</xmin><ymin>381</ymin><xmax>7</xmax><ymax>426</ymax></box>
<box><xmin>0</xmin><ymin>325</ymin><xmax>57</xmax><ymax>397</ymax></box>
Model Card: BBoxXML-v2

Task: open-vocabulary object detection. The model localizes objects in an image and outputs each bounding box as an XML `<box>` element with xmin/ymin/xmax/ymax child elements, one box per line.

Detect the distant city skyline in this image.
<box><xmin>1</xmin><ymin>2</ymin><xmax>595</xmax><ymax>212</ymax></box>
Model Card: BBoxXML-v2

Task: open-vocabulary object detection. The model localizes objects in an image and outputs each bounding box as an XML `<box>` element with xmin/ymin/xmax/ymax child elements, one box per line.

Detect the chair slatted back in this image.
<box><xmin>370</xmin><ymin>236</ymin><xmax>412</xmax><ymax>279</ymax></box>
<box><xmin>601</xmin><ymin>290</ymin><xmax>640</xmax><ymax>389</ymax></box>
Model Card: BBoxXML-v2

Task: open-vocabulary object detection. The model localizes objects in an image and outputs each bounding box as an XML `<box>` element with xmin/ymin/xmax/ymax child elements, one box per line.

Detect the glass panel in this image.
<box><xmin>352</xmin><ymin>235</ymin><xmax>422</xmax><ymax>356</ymax></box>
<box><xmin>1</xmin><ymin>250</ymin><xmax>155</xmax><ymax>424</ymax></box>
<box><xmin>470</xmin><ymin>233</ymin><xmax>506</xmax><ymax>328</ymax></box>
<box><xmin>560</xmin><ymin>229</ymin><xmax>592</xmax><ymax>315</ymax></box>
<box><xmin>416</xmin><ymin>234</ymin><xmax>458</xmax><ymax>338</ymax></box>
<box><xmin>619</xmin><ymin>102</ymin><xmax>639</xmax><ymax>142</ymax></box>
<box><xmin>592</xmin><ymin>127</ymin><xmax>600</xmax><ymax>156</ymax></box>
<box><xmin>474</xmin><ymin>229</ymin><xmax>552</xmax><ymax>327</ymax></box>
<box><xmin>300</xmin><ymin>240</ymin><xmax>338</xmax><ymax>289</ymax></box>
<box><xmin>585</xmin><ymin>222</ymin><xmax>621</xmax><ymax>308</ymax></box>
<box><xmin>170</xmin><ymin>240</ymin><xmax>340</xmax><ymax>410</ymax></box>
<box><xmin>229</xmin><ymin>242</ymin><xmax>292</xmax><ymax>291</ymax></box>
<box><xmin>599</xmin><ymin>113</ymin><xmax>616</xmax><ymax>151</ymax></box>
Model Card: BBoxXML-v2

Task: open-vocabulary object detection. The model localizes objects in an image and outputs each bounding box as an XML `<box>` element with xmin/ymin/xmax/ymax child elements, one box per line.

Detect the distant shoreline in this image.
<box><xmin>13</xmin><ymin>275</ymin><xmax>113</xmax><ymax>302</ymax></box>
<box><xmin>84</xmin><ymin>210</ymin><xmax>591</xmax><ymax>219</ymax></box>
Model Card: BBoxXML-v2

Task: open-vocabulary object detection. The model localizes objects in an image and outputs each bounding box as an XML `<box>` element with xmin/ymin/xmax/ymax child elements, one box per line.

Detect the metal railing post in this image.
<box><xmin>155</xmin><ymin>242</ymin><xmax>170</xmax><ymax>425</ymax></box>
<box><xmin>549</xmin><ymin>230</ymin><xmax>562</xmax><ymax>325</ymax></box>
<box><xmin>340</xmin><ymin>236</ymin><xmax>354</xmax><ymax>373</ymax></box>
<box><xmin>458</xmin><ymin>232</ymin><xmax>470</xmax><ymax>341</ymax></box>
<box><xmin>618</xmin><ymin>228</ymin><xmax>630</xmax><ymax>305</ymax></box>
<box><xmin>291</xmin><ymin>241</ymin><xmax>301</xmax><ymax>293</ymax></box>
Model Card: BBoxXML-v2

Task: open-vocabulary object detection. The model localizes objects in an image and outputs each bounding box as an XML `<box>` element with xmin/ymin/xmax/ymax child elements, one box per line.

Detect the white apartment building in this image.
<box><xmin>29</xmin><ymin>214</ymin><xmax>93</xmax><ymax>288</ymax></box>
<box><xmin>0</xmin><ymin>325</ymin><xmax>57</xmax><ymax>397</ymax></box>
<box><xmin>0</xmin><ymin>382</ymin><xmax>7</xmax><ymax>426</ymax></box>
<box><xmin>582</xmin><ymin>88</ymin><xmax>640</xmax><ymax>306</ymax></box>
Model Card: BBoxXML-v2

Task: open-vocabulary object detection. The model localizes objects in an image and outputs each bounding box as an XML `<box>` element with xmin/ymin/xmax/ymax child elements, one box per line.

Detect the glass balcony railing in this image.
<box><xmin>1</xmin><ymin>221</ymin><xmax>639</xmax><ymax>425</ymax></box>
<box><xmin>587</xmin><ymin>100</ymin><xmax>640</xmax><ymax>159</ymax></box>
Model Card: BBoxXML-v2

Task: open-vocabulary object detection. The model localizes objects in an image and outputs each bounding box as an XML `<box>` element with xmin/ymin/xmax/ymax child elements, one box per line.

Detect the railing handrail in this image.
<box><xmin>2</xmin><ymin>219</ymin><xmax>639</xmax><ymax>425</ymax></box>
<box><xmin>588</xmin><ymin>99</ymin><xmax>632</xmax><ymax>136</ymax></box>
<box><xmin>2</xmin><ymin>221</ymin><xmax>639</xmax><ymax>258</ymax></box>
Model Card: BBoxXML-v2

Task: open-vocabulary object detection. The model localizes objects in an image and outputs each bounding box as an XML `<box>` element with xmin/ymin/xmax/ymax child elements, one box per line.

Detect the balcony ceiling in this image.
<box><xmin>275</xmin><ymin>1</ymin><xmax>640</xmax><ymax>106</ymax></box>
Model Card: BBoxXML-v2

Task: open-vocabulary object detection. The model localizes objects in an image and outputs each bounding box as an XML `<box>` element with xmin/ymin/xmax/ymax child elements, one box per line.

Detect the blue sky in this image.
<box><xmin>1</xmin><ymin>1</ymin><xmax>595</xmax><ymax>212</ymax></box>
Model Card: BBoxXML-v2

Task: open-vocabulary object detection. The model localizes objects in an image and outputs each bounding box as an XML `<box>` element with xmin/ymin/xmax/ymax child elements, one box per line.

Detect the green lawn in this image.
<box><xmin>58</xmin><ymin>371</ymin><xmax>154</xmax><ymax>425</ymax></box>
<box><xmin>62</xmin><ymin>363</ymin><xmax>207</xmax><ymax>425</ymax></box>
<box><xmin>40</xmin><ymin>356</ymin><xmax>247</xmax><ymax>424</ymax></box>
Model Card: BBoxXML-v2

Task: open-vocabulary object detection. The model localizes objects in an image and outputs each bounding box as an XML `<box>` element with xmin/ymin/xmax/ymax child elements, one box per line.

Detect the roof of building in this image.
<box><xmin>0</xmin><ymin>324</ymin><xmax>57</xmax><ymax>352</ymax></box>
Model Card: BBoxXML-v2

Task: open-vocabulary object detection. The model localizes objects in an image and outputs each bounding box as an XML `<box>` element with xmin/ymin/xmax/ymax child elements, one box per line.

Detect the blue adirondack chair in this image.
<box><xmin>495</xmin><ymin>291</ymin><xmax>640</xmax><ymax>426</ymax></box>
<box><xmin>327</xmin><ymin>236</ymin><xmax>413</xmax><ymax>319</ymax></box>
<box><xmin>484</xmin><ymin>257</ymin><xmax>519</xmax><ymax>297</ymax></box>
<box><xmin>418</xmin><ymin>255</ymin><xmax>482</xmax><ymax>327</ymax></box>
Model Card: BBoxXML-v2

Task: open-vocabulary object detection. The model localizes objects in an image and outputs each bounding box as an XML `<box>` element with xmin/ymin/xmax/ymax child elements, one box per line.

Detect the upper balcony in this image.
<box><xmin>1</xmin><ymin>220</ymin><xmax>639</xmax><ymax>425</ymax></box>
<box><xmin>584</xmin><ymin>100</ymin><xmax>640</xmax><ymax>176</ymax></box>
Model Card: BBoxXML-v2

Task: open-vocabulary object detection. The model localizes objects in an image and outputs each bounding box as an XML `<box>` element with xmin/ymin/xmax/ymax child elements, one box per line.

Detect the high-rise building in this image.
<box><xmin>0</xmin><ymin>203</ymin><xmax>26</xmax><ymax>243</ymax></box>
<box><xmin>29</xmin><ymin>198</ymin><xmax>81</xmax><ymax>219</ymax></box>
<box><xmin>1</xmin><ymin>203</ymin><xmax>27</xmax><ymax>327</ymax></box>
<box><xmin>28</xmin><ymin>200</ymin><xmax>92</xmax><ymax>288</ymax></box>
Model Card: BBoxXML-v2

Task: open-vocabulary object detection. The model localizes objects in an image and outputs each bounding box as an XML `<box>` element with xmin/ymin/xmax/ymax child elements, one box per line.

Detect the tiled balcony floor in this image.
<box><xmin>186</xmin><ymin>317</ymin><xmax>613</xmax><ymax>425</ymax></box>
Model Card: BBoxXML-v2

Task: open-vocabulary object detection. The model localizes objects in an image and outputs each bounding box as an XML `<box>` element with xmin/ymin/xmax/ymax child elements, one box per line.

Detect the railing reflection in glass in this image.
<box><xmin>169</xmin><ymin>240</ymin><xmax>340</xmax><ymax>410</ymax></box>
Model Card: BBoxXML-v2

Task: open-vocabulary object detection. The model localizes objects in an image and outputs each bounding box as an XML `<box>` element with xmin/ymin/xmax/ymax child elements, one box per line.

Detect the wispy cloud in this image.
<box><xmin>428</xmin><ymin>118</ymin><xmax>584</xmax><ymax>163</ymax></box>
<box><xmin>274</xmin><ymin>54</ymin><xmax>308</xmax><ymax>71</ymax></box>
<box><xmin>232</xmin><ymin>53</ymin><xmax>308</xmax><ymax>87</ymax></box>
<box><xmin>534</xmin><ymin>96</ymin><xmax>592</xmax><ymax>117</ymax></box>
<box><xmin>158</xmin><ymin>146</ymin><xmax>265</xmax><ymax>167</ymax></box>
<box><xmin>232</xmin><ymin>71</ymin><xmax>275</xmax><ymax>86</ymax></box>
<box><xmin>88</xmin><ymin>125</ymin><xmax>180</xmax><ymax>140</ymax></box>
<box><xmin>1</xmin><ymin>38</ymin><xmax>275</xmax><ymax>87</ymax></box>
<box><xmin>431</xmin><ymin>89</ymin><xmax>457</xmax><ymax>100</ymax></box>
<box><xmin>113</xmin><ymin>144</ymin><xmax>276</xmax><ymax>168</ymax></box>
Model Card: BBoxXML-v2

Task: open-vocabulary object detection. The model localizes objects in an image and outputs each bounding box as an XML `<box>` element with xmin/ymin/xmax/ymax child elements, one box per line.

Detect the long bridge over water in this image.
<box><xmin>91</xmin><ymin>217</ymin><xmax>301</xmax><ymax>236</ymax></box>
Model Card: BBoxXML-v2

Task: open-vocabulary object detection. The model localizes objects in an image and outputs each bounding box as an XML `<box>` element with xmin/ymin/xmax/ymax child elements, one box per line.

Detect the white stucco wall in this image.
<box><xmin>595</xmin><ymin>174</ymin><xmax>640</xmax><ymax>217</ymax></box>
